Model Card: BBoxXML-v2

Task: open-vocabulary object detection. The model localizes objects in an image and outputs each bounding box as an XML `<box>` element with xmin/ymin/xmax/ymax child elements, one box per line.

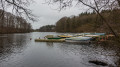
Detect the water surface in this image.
<box><xmin>0</xmin><ymin>32</ymin><xmax>119</xmax><ymax>67</ymax></box>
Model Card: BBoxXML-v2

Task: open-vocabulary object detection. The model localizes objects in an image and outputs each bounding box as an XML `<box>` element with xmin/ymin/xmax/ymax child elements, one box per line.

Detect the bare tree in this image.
<box><xmin>0</xmin><ymin>0</ymin><xmax>36</xmax><ymax>21</ymax></box>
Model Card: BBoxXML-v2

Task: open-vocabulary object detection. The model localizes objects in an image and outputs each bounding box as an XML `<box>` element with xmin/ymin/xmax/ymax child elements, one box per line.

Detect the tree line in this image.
<box><xmin>37</xmin><ymin>25</ymin><xmax>55</xmax><ymax>32</ymax></box>
<box><xmin>55</xmin><ymin>9</ymin><xmax>120</xmax><ymax>33</ymax></box>
<box><xmin>0</xmin><ymin>9</ymin><xmax>32</xmax><ymax>34</ymax></box>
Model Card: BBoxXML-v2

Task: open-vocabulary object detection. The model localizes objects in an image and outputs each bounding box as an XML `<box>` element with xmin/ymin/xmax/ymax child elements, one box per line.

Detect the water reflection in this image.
<box><xmin>59</xmin><ymin>42</ymin><xmax>120</xmax><ymax>67</ymax></box>
<box><xmin>0</xmin><ymin>34</ymin><xmax>28</xmax><ymax>61</ymax></box>
<box><xmin>46</xmin><ymin>42</ymin><xmax>54</xmax><ymax>47</ymax></box>
<box><xmin>0</xmin><ymin>32</ymin><xmax>119</xmax><ymax>67</ymax></box>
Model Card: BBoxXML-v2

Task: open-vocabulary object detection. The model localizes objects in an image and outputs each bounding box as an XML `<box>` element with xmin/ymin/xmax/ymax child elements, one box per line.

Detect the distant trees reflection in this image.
<box><xmin>0</xmin><ymin>34</ymin><xmax>28</xmax><ymax>60</ymax></box>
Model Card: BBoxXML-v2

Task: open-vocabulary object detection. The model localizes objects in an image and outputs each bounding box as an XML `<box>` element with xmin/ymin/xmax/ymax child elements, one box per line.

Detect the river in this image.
<box><xmin>0</xmin><ymin>32</ymin><xmax>119</xmax><ymax>67</ymax></box>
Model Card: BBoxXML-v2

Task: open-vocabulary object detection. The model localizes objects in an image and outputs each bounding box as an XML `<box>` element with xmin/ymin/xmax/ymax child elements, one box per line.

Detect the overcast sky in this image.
<box><xmin>29</xmin><ymin>0</ymin><xmax>87</xmax><ymax>29</ymax></box>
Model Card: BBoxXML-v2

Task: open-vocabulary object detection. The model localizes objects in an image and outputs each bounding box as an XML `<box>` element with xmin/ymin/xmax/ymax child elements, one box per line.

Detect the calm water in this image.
<box><xmin>0</xmin><ymin>32</ymin><xmax>119</xmax><ymax>67</ymax></box>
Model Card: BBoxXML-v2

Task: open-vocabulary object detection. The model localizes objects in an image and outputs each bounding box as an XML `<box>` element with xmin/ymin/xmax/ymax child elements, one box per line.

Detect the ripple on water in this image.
<box><xmin>0</xmin><ymin>32</ymin><xmax>119</xmax><ymax>67</ymax></box>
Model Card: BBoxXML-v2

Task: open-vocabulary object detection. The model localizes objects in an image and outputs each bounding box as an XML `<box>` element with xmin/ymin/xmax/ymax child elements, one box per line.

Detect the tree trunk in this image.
<box><xmin>117</xmin><ymin>0</ymin><xmax>120</xmax><ymax>7</ymax></box>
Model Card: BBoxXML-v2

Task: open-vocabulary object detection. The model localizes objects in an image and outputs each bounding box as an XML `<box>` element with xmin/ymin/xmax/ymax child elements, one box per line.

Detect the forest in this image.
<box><xmin>38</xmin><ymin>25</ymin><xmax>55</xmax><ymax>32</ymax></box>
<box><xmin>0</xmin><ymin>9</ymin><xmax>32</xmax><ymax>34</ymax></box>
<box><xmin>55</xmin><ymin>9</ymin><xmax>120</xmax><ymax>33</ymax></box>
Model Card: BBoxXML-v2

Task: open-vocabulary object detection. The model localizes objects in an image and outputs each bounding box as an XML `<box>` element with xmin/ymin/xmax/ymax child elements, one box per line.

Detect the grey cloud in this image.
<box><xmin>29</xmin><ymin>0</ymin><xmax>85</xmax><ymax>29</ymax></box>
